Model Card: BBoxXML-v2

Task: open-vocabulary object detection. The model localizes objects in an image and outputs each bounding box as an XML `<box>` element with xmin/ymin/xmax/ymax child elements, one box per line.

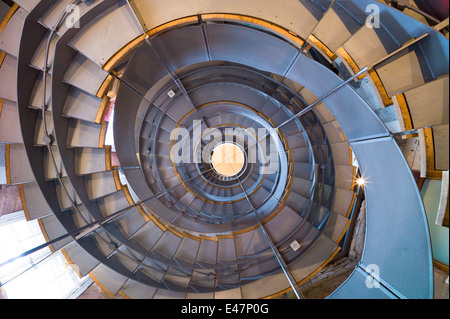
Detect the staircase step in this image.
<box><xmin>62</xmin><ymin>241</ymin><xmax>100</xmax><ymax>278</ymax></box>
<box><xmin>63</xmin><ymin>87</ymin><xmax>106</xmax><ymax>123</ymax></box>
<box><xmin>133</xmin><ymin>220</ymin><xmax>165</xmax><ymax>252</ymax></box>
<box><xmin>119</xmin><ymin>279</ymin><xmax>157</xmax><ymax>299</ymax></box>
<box><xmin>310</xmin><ymin>1</ymin><xmax>365</xmax><ymax>54</ymax></box>
<box><xmin>323</xmin><ymin>120</ymin><xmax>346</xmax><ymax>143</ymax></box>
<box><xmin>217</xmin><ymin>236</ymin><xmax>237</xmax><ymax>263</ymax></box>
<box><xmin>55</xmin><ymin>177</ymin><xmax>80</xmax><ymax>210</ymax></box>
<box><xmin>19</xmin><ymin>182</ymin><xmax>52</xmax><ymax>220</ymax></box>
<box><xmin>153</xmin><ymin>230</ymin><xmax>183</xmax><ymax>260</ymax></box>
<box><xmin>5</xmin><ymin>143</ymin><xmax>34</xmax><ymax>184</ymax></box>
<box><xmin>284</xmin><ymin>191</ymin><xmax>310</xmax><ymax>216</ymax></box>
<box><xmin>44</xmin><ymin>145</ymin><xmax>67</xmax><ymax>180</ymax></box>
<box><xmin>39</xmin><ymin>213</ymin><xmax>73</xmax><ymax>252</ymax></box>
<box><xmin>324</xmin><ymin>211</ymin><xmax>350</xmax><ymax>243</ymax></box>
<box><xmin>30</xmin><ymin>30</ymin><xmax>59</xmax><ymax>71</ymax></box>
<box><xmin>196</xmin><ymin>237</ymin><xmax>218</xmax><ymax>266</ymax></box>
<box><xmin>333</xmin><ymin>187</ymin><xmax>356</xmax><ymax>217</ymax></box>
<box><xmin>289</xmin><ymin>234</ymin><xmax>340</xmax><ymax>284</ymax></box>
<box><xmin>67</xmin><ymin>118</ymin><xmax>105</xmax><ymax>148</ymax></box>
<box><xmin>85</xmin><ymin>170</ymin><xmax>121</xmax><ymax>200</ymax></box>
<box><xmin>335</xmin><ymin>164</ymin><xmax>355</xmax><ymax>190</ymax></box>
<box><xmin>75</xmin><ymin>147</ymin><xmax>111</xmax><ymax>175</ymax></box>
<box><xmin>290</xmin><ymin>147</ymin><xmax>312</xmax><ymax>163</ymax></box>
<box><xmin>68</xmin><ymin>1</ymin><xmax>142</xmax><ymax>67</ymax></box>
<box><xmin>264</xmin><ymin>205</ymin><xmax>305</xmax><ymax>245</ymax></box>
<box><xmin>331</xmin><ymin>141</ymin><xmax>352</xmax><ymax>166</ymax></box>
<box><xmin>163</xmin><ymin>266</ymin><xmax>192</xmax><ymax>289</ymax></box>
<box><xmin>14</xmin><ymin>0</ymin><xmax>40</xmax><ymax>12</ymax></box>
<box><xmin>286</xmin><ymin>132</ymin><xmax>308</xmax><ymax>149</ymax></box>
<box><xmin>29</xmin><ymin>72</ymin><xmax>52</xmax><ymax>110</ymax></box>
<box><xmin>34</xmin><ymin>110</ymin><xmax>54</xmax><ymax>146</ymax></box>
<box><xmin>63</xmin><ymin>53</ymin><xmax>109</xmax><ymax>96</ymax></box>
<box><xmin>234</xmin><ymin>227</ymin><xmax>270</xmax><ymax>258</ymax></box>
<box><xmin>97</xmin><ymin>189</ymin><xmax>133</xmax><ymax>217</ymax></box>
<box><xmin>0</xmin><ymin>6</ymin><xmax>27</xmax><ymax>57</ymax></box>
<box><xmin>90</xmin><ymin>263</ymin><xmax>129</xmax><ymax>298</ymax></box>
<box><xmin>0</xmin><ymin>100</ymin><xmax>22</xmax><ymax>143</ymax></box>
<box><xmin>290</xmin><ymin>176</ymin><xmax>313</xmax><ymax>198</ymax></box>
<box><xmin>0</xmin><ymin>54</ymin><xmax>17</xmax><ymax>101</ymax></box>
<box><xmin>174</xmin><ymin>235</ymin><xmax>201</xmax><ymax>266</ymax></box>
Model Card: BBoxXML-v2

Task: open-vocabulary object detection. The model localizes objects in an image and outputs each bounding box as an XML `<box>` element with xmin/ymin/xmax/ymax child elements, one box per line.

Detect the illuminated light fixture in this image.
<box><xmin>211</xmin><ymin>143</ymin><xmax>245</xmax><ymax>177</ymax></box>
<box><xmin>356</xmin><ymin>177</ymin><xmax>366</xmax><ymax>186</ymax></box>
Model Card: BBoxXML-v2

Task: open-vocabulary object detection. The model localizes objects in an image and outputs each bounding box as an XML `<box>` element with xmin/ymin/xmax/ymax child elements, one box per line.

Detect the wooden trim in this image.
<box><xmin>199</xmin><ymin>234</ymin><xmax>218</xmax><ymax>242</ymax></box>
<box><xmin>183</xmin><ymin>231</ymin><xmax>202</xmax><ymax>242</ymax></box>
<box><xmin>122</xmin><ymin>184</ymin><xmax>135</xmax><ymax>206</ymax></box>
<box><xmin>96</xmin><ymin>75</ymin><xmax>113</xmax><ymax>98</ymax></box>
<box><xmin>5</xmin><ymin>143</ymin><xmax>11</xmax><ymax>184</ymax></box>
<box><xmin>147</xmin><ymin>16</ymin><xmax>200</xmax><ymax>38</ymax></box>
<box><xmin>233</xmin><ymin>224</ymin><xmax>260</xmax><ymax>236</ymax></box>
<box><xmin>336</xmin><ymin>47</ymin><xmax>365</xmax><ymax>80</ymax></box>
<box><xmin>262</xmin><ymin>204</ymin><xmax>285</xmax><ymax>225</ymax></box>
<box><xmin>263</xmin><ymin>246</ymin><xmax>342</xmax><ymax>299</ymax></box>
<box><xmin>393</xmin><ymin>93</ymin><xmax>415</xmax><ymax>138</ymax></box>
<box><xmin>346</xmin><ymin>191</ymin><xmax>357</xmax><ymax>218</ymax></box>
<box><xmin>144</xmin><ymin>206</ymin><xmax>167</xmax><ymax>231</ymax></box>
<box><xmin>0</xmin><ymin>51</ymin><xmax>6</xmax><ymax>68</ymax></box>
<box><xmin>104</xmin><ymin>145</ymin><xmax>112</xmax><ymax>171</ymax></box>
<box><xmin>0</xmin><ymin>98</ymin><xmax>4</xmax><ymax>118</ymax></box>
<box><xmin>98</xmin><ymin>121</ymin><xmax>108</xmax><ymax>148</ymax></box>
<box><xmin>433</xmin><ymin>259</ymin><xmax>449</xmax><ymax>273</ymax></box>
<box><xmin>122</xmin><ymin>186</ymin><xmax>150</xmax><ymax>221</ymax></box>
<box><xmin>37</xmin><ymin>218</ymin><xmax>55</xmax><ymax>253</ymax></box>
<box><xmin>103</xmin><ymin>34</ymin><xmax>147</xmax><ymax>72</ymax></box>
<box><xmin>422</xmin><ymin>127</ymin><xmax>443</xmax><ymax>179</ymax></box>
<box><xmin>307</xmin><ymin>34</ymin><xmax>338</xmax><ymax>61</ymax></box>
<box><xmin>117</xmin><ymin>291</ymin><xmax>131</xmax><ymax>299</ymax></box>
<box><xmin>95</xmin><ymin>96</ymin><xmax>110</xmax><ymax>124</ymax></box>
<box><xmin>280</xmin><ymin>189</ymin><xmax>291</xmax><ymax>203</ymax></box>
<box><xmin>417</xmin><ymin>177</ymin><xmax>426</xmax><ymax>190</ymax></box>
<box><xmin>368</xmin><ymin>69</ymin><xmax>393</xmax><ymax>107</ymax></box>
<box><xmin>286</xmin><ymin>174</ymin><xmax>293</xmax><ymax>190</ymax></box>
<box><xmin>112</xmin><ymin>169</ymin><xmax>123</xmax><ymax>190</ymax></box>
<box><xmin>18</xmin><ymin>184</ymin><xmax>30</xmax><ymax>221</ymax></box>
<box><xmin>103</xmin><ymin>16</ymin><xmax>199</xmax><ymax>72</ymax></box>
<box><xmin>216</xmin><ymin>234</ymin><xmax>234</xmax><ymax>239</ymax></box>
<box><xmin>351</xmin><ymin>166</ymin><xmax>358</xmax><ymax>191</ymax></box>
<box><xmin>168</xmin><ymin>226</ymin><xmax>184</xmax><ymax>239</ymax></box>
<box><xmin>201</xmin><ymin>14</ymin><xmax>305</xmax><ymax>48</ymax></box>
<box><xmin>89</xmin><ymin>273</ymin><xmax>115</xmax><ymax>299</ymax></box>
<box><xmin>0</xmin><ymin>4</ymin><xmax>19</xmax><ymax>34</ymax></box>
<box><xmin>336</xmin><ymin>219</ymin><xmax>352</xmax><ymax>244</ymax></box>
<box><xmin>137</xmin><ymin>203</ymin><xmax>150</xmax><ymax>222</ymax></box>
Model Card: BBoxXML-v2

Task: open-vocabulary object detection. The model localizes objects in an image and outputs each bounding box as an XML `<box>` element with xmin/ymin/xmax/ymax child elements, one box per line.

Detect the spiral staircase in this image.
<box><xmin>0</xmin><ymin>0</ymin><xmax>448</xmax><ymax>299</ymax></box>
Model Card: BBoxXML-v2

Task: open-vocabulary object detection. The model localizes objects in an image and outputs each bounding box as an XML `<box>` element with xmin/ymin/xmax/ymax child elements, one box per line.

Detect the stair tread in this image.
<box><xmin>0</xmin><ymin>100</ymin><xmax>22</xmax><ymax>143</ymax></box>
<box><xmin>0</xmin><ymin>54</ymin><xmax>17</xmax><ymax>102</ymax></box>
<box><xmin>0</xmin><ymin>6</ymin><xmax>27</xmax><ymax>57</ymax></box>
<box><xmin>63</xmin><ymin>53</ymin><xmax>109</xmax><ymax>96</ymax></box>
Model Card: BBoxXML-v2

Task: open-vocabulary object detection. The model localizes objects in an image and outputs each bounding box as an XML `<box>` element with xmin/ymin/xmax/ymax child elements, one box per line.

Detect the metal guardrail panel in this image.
<box><xmin>286</xmin><ymin>54</ymin><xmax>390</xmax><ymax>142</ymax></box>
<box><xmin>350</xmin><ymin>137</ymin><xmax>433</xmax><ymax>299</ymax></box>
<box><xmin>327</xmin><ymin>267</ymin><xmax>398</xmax><ymax>299</ymax></box>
